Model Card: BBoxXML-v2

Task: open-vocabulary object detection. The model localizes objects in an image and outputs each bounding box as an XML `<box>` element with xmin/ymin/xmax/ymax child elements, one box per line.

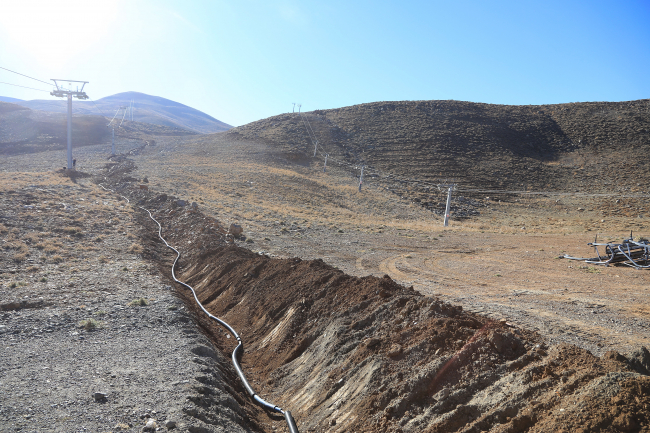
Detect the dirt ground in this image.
<box><xmin>2</xmin><ymin>132</ymin><xmax>650</xmax><ymax>432</ymax></box>
<box><xmin>120</xmin><ymin>134</ymin><xmax>650</xmax><ymax>358</ymax></box>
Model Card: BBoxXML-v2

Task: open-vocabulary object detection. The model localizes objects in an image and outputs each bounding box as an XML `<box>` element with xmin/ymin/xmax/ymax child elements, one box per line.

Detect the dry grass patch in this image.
<box><xmin>50</xmin><ymin>255</ymin><xmax>64</xmax><ymax>263</ymax></box>
<box><xmin>62</xmin><ymin>226</ymin><xmax>83</xmax><ymax>237</ymax></box>
<box><xmin>78</xmin><ymin>318</ymin><xmax>102</xmax><ymax>331</ymax></box>
<box><xmin>42</xmin><ymin>243</ymin><xmax>60</xmax><ymax>254</ymax></box>
<box><xmin>128</xmin><ymin>298</ymin><xmax>148</xmax><ymax>307</ymax></box>
<box><xmin>13</xmin><ymin>252</ymin><xmax>29</xmax><ymax>262</ymax></box>
<box><xmin>22</xmin><ymin>232</ymin><xmax>41</xmax><ymax>244</ymax></box>
<box><xmin>127</xmin><ymin>243</ymin><xmax>144</xmax><ymax>254</ymax></box>
<box><xmin>4</xmin><ymin>241</ymin><xmax>28</xmax><ymax>253</ymax></box>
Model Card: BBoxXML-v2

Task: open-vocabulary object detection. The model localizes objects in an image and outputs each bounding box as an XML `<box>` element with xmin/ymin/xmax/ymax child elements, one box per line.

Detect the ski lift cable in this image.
<box><xmin>0</xmin><ymin>81</ymin><xmax>50</xmax><ymax>93</ymax></box>
<box><xmin>0</xmin><ymin>66</ymin><xmax>53</xmax><ymax>87</ymax></box>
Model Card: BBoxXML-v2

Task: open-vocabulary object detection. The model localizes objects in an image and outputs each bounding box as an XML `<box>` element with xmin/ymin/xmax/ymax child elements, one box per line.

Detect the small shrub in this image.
<box><xmin>23</xmin><ymin>233</ymin><xmax>40</xmax><ymax>244</ymax></box>
<box><xmin>40</xmin><ymin>277</ymin><xmax>48</xmax><ymax>282</ymax></box>
<box><xmin>98</xmin><ymin>256</ymin><xmax>109</xmax><ymax>264</ymax></box>
<box><xmin>50</xmin><ymin>255</ymin><xmax>64</xmax><ymax>263</ymax></box>
<box><xmin>128</xmin><ymin>298</ymin><xmax>148</xmax><ymax>307</ymax></box>
<box><xmin>93</xmin><ymin>236</ymin><xmax>103</xmax><ymax>243</ymax></box>
<box><xmin>9</xmin><ymin>281</ymin><xmax>17</xmax><ymax>288</ymax></box>
<box><xmin>78</xmin><ymin>318</ymin><xmax>101</xmax><ymax>331</ymax></box>
<box><xmin>43</xmin><ymin>243</ymin><xmax>60</xmax><ymax>254</ymax></box>
<box><xmin>13</xmin><ymin>252</ymin><xmax>28</xmax><ymax>262</ymax></box>
<box><xmin>122</xmin><ymin>266</ymin><xmax>128</xmax><ymax>271</ymax></box>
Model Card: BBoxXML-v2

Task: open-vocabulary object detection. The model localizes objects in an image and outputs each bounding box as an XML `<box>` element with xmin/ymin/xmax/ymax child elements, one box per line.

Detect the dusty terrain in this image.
<box><xmin>0</xmin><ymin>171</ymin><xmax>263</xmax><ymax>432</ymax></box>
<box><xmin>1</xmin><ymin>97</ymin><xmax>650</xmax><ymax>432</ymax></box>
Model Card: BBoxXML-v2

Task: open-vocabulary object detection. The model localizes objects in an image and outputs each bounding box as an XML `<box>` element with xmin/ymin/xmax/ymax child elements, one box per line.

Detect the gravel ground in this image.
<box><xmin>0</xmin><ymin>173</ymin><xmax>257</xmax><ymax>433</ymax></box>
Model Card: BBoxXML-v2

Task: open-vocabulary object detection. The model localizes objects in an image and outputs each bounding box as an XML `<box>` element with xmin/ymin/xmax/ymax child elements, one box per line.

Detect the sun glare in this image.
<box><xmin>0</xmin><ymin>0</ymin><xmax>120</xmax><ymax>69</ymax></box>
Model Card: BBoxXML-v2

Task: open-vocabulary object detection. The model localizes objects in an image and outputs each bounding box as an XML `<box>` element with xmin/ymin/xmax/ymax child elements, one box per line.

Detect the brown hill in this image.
<box><xmin>228</xmin><ymin>99</ymin><xmax>650</xmax><ymax>199</ymax></box>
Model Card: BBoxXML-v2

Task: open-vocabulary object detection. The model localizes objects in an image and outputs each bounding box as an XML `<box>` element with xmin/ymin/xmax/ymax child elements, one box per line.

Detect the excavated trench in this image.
<box><xmin>101</xmin><ymin>160</ymin><xmax>650</xmax><ymax>433</ymax></box>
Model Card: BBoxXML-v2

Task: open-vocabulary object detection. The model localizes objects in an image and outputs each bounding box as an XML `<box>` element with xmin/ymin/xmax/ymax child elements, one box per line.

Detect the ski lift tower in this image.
<box><xmin>50</xmin><ymin>79</ymin><xmax>88</xmax><ymax>170</ymax></box>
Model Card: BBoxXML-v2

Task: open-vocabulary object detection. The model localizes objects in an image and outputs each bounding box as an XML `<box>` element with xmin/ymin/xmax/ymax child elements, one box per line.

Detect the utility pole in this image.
<box><xmin>358</xmin><ymin>165</ymin><xmax>365</xmax><ymax>192</ymax></box>
<box><xmin>111</xmin><ymin>126</ymin><xmax>115</xmax><ymax>155</ymax></box>
<box><xmin>119</xmin><ymin>105</ymin><xmax>129</xmax><ymax>127</ymax></box>
<box><xmin>292</xmin><ymin>103</ymin><xmax>295</xmax><ymax>113</ymax></box>
<box><xmin>298</xmin><ymin>104</ymin><xmax>301</xmax><ymax>114</ymax></box>
<box><xmin>50</xmin><ymin>79</ymin><xmax>88</xmax><ymax>170</ymax></box>
<box><xmin>438</xmin><ymin>183</ymin><xmax>456</xmax><ymax>227</ymax></box>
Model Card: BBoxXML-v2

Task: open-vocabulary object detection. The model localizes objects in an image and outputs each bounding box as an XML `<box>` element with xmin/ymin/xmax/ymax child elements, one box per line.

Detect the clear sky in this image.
<box><xmin>1</xmin><ymin>0</ymin><xmax>649</xmax><ymax>126</ymax></box>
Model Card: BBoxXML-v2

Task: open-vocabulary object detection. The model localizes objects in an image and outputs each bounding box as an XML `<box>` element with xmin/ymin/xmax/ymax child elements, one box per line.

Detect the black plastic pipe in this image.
<box><xmin>140</xmin><ymin>206</ymin><xmax>300</xmax><ymax>433</ymax></box>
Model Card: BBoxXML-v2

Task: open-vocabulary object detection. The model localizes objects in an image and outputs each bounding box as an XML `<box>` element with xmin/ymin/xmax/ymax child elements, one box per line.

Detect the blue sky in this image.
<box><xmin>0</xmin><ymin>0</ymin><xmax>649</xmax><ymax>126</ymax></box>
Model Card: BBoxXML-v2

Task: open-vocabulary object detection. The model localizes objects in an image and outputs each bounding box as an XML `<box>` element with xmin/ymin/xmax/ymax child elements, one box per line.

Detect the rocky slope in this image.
<box><xmin>228</xmin><ymin>99</ymin><xmax>650</xmax><ymax>204</ymax></box>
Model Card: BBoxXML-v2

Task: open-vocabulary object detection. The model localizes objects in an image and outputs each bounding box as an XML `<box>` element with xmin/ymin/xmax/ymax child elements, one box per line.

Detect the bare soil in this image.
<box><xmin>2</xmin><ymin>97</ymin><xmax>650</xmax><ymax>432</ymax></box>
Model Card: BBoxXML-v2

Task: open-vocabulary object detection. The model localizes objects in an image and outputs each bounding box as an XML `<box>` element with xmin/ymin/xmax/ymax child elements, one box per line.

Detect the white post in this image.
<box><xmin>358</xmin><ymin>165</ymin><xmax>365</xmax><ymax>192</ymax></box>
<box><xmin>443</xmin><ymin>186</ymin><xmax>452</xmax><ymax>227</ymax></box>
<box><xmin>67</xmin><ymin>93</ymin><xmax>73</xmax><ymax>169</ymax></box>
<box><xmin>323</xmin><ymin>154</ymin><xmax>328</xmax><ymax>172</ymax></box>
<box><xmin>111</xmin><ymin>127</ymin><xmax>115</xmax><ymax>155</ymax></box>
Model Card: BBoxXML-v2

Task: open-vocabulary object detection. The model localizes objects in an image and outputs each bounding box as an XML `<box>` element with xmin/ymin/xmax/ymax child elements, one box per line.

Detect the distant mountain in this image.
<box><xmin>0</xmin><ymin>96</ymin><xmax>25</xmax><ymax>104</ymax></box>
<box><xmin>0</xmin><ymin>100</ymin><xmax>198</xmax><ymax>156</ymax></box>
<box><xmin>0</xmin><ymin>91</ymin><xmax>231</xmax><ymax>134</ymax></box>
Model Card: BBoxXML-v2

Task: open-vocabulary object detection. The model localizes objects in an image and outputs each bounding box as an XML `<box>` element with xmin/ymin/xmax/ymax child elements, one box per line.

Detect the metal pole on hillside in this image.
<box><xmin>358</xmin><ymin>165</ymin><xmax>365</xmax><ymax>192</ymax></box>
<box><xmin>66</xmin><ymin>93</ymin><xmax>72</xmax><ymax>169</ymax></box>
<box><xmin>439</xmin><ymin>183</ymin><xmax>456</xmax><ymax>227</ymax></box>
<box><xmin>444</xmin><ymin>186</ymin><xmax>453</xmax><ymax>227</ymax></box>
<box><xmin>50</xmin><ymin>79</ymin><xmax>88</xmax><ymax>170</ymax></box>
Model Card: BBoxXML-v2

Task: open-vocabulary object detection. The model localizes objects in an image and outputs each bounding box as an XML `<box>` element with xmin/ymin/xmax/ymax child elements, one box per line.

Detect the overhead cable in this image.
<box><xmin>89</xmin><ymin>98</ymin><xmax>110</xmax><ymax>118</ymax></box>
<box><xmin>0</xmin><ymin>81</ymin><xmax>50</xmax><ymax>93</ymax></box>
<box><xmin>0</xmin><ymin>66</ymin><xmax>53</xmax><ymax>87</ymax></box>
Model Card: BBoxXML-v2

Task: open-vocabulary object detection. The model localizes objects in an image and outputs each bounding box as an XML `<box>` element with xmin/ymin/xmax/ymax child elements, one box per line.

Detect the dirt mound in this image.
<box><xmin>174</xmin><ymin>246</ymin><xmax>649</xmax><ymax>432</ymax></box>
